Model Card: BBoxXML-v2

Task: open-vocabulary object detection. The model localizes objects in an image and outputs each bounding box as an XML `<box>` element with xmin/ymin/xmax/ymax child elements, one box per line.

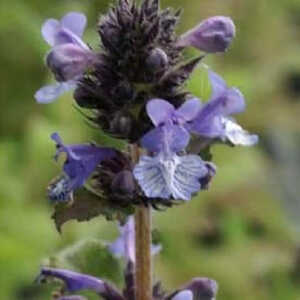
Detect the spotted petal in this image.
<box><xmin>133</xmin><ymin>154</ymin><xmax>208</xmax><ymax>201</ymax></box>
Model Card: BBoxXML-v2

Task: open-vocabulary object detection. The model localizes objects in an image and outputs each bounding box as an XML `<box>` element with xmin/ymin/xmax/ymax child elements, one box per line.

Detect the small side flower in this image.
<box><xmin>35</xmin><ymin>12</ymin><xmax>96</xmax><ymax>104</ymax></box>
<box><xmin>48</xmin><ymin>132</ymin><xmax>115</xmax><ymax>203</ymax></box>
<box><xmin>189</xmin><ymin>71</ymin><xmax>258</xmax><ymax>146</ymax></box>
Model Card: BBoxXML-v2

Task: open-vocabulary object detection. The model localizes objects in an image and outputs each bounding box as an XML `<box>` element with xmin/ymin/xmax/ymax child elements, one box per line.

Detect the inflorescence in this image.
<box><xmin>35</xmin><ymin>1</ymin><xmax>258</xmax><ymax>298</ymax></box>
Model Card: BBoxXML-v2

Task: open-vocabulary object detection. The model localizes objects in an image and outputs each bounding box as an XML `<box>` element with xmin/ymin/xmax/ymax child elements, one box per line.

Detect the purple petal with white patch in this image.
<box><xmin>133</xmin><ymin>153</ymin><xmax>208</xmax><ymax>201</ymax></box>
<box><xmin>172</xmin><ymin>290</ymin><xmax>194</xmax><ymax>300</ymax></box>
<box><xmin>51</xmin><ymin>132</ymin><xmax>115</xmax><ymax>192</ymax></box>
<box><xmin>109</xmin><ymin>217</ymin><xmax>161</xmax><ymax>263</ymax></box>
<box><xmin>177</xmin><ymin>16</ymin><xmax>235</xmax><ymax>53</ymax></box>
<box><xmin>190</xmin><ymin>71</ymin><xmax>245</xmax><ymax>138</ymax></box>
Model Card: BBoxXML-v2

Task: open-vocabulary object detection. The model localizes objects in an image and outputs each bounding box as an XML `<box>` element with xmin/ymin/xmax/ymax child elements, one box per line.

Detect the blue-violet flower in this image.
<box><xmin>134</xmin><ymin>99</ymin><xmax>210</xmax><ymax>201</ymax></box>
<box><xmin>190</xmin><ymin>71</ymin><xmax>258</xmax><ymax>146</ymax></box>
<box><xmin>48</xmin><ymin>132</ymin><xmax>115</xmax><ymax>202</ymax></box>
<box><xmin>35</xmin><ymin>12</ymin><xmax>96</xmax><ymax>104</ymax></box>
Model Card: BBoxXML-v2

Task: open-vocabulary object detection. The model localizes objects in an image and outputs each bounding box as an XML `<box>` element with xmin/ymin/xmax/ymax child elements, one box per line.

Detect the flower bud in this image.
<box><xmin>146</xmin><ymin>48</ymin><xmax>169</xmax><ymax>74</ymax></box>
<box><xmin>46</xmin><ymin>44</ymin><xmax>95</xmax><ymax>82</ymax></box>
<box><xmin>177</xmin><ymin>16</ymin><xmax>235</xmax><ymax>53</ymax></box>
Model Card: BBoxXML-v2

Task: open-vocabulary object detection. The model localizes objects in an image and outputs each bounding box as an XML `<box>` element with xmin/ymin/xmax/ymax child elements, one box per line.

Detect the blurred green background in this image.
<box><xmin>1</xmin><ymin>0</ymin><xmax>300</xmax><ymax>299</ymax></box>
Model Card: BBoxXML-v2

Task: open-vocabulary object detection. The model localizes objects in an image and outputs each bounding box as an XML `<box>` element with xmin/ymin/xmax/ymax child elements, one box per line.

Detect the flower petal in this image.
<box><xmin>133</xmin><ymin>154</ymin><xmax>208</xmax><ymax>201</ymax></box>
<box><xmin>172</xmin><ymin>290</ymin><xmax>193</xmax><ymax>300</ymax></box>
<box><xmin>175</xmin><ymin>98</ymin><xmax>202</xmax><ymax>123</ymax></box>
<box><xmin>223</xmin><ymin>118</ymin><xmax>259</xmax><ymax>146</ymax></box>
<box><xmin>61</xmin><ymin>12</ymin><xmax>87</xmax><ymax>37</ymax></box>
<box><xmin>38</xmin><ymin>268</ymin><xmax>124</xmax><ymax>300</ymax></box>
<box><xmin>146</xmin><ymin>99</ymin><xmax>175</xmax><ymax>126</ymax></box>
<box><xmin>208</xmin><ymin>70</ymin><xmax>227</xmax><ymax>99</ymax></box>
<box><xmin>141</xmin><ymin>125</ymin><xmax>190</xmax><ymax>153</ymax></box>
<box><xmin>109</xmin><ymin>217</ymin><xmax>161</xmax><ymax>263</ymax></box>
<box><xmin>51</xmin><ymin>133</ymin><xmax>116</xmax><ymax>191</ymax></box>
<box><xmin>34</xmin><ymin>81</ymin><xmax>75</xmax><ymax>104</ymax></box>
<box><xmin>39</xmin><ymin>268</ymin><xmax>105</xmax><ymax>293</ymax></box>
<box><xmin>47</xmin><ymin>44</ymin><xmax>94</xmax><ymax>81</ymax></box>
<box><xmin>41</xmin><ymin>18</ymin><xmax>60</xmax><ymax>46</ymax></box>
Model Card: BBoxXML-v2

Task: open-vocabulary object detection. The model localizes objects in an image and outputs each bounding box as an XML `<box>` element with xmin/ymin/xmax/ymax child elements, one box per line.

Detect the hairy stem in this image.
<box><xmin>130</xmin><ymin>144</ymin><xmax>152</xmax><ymax>300</ymax></box>
<box><xmin>135</xmin><ymin>205</ymin><xmax>152</xmax><ymax>300</ymax></box>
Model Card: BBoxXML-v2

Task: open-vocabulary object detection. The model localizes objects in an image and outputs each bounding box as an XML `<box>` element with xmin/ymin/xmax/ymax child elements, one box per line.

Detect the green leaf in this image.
<box><xmin>52</xmin><ymin>188</ymin><xmax>134</xmax><ymax>233</ymax></box>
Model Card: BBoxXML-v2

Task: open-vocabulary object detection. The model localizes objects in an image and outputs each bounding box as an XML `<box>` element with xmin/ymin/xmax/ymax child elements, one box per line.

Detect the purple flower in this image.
<box><xmin>109</xmin><ymin>216</ymin><xmax>161</xmax><ymax>263</ymax></box>
<box><xmin>134</xmin><ymin>99</ymin><xmax>210</xmax><ymax>201</ymax></box>
<box><xmin>141</xmin><ymin>98</ymin><xmax>201</xmax><ymax>153</ymax></box>
<box><xmin>177</xmin><ymin>16</ymin><xmax>235</xmax><ymax>53</ymax></box>
<box><xmin>35</xmin><ymin>12</ymin><xmax>96</xmax><ymax>104</ymax></box>
<box><xmin>48</xmin><ymin>133</ymin><xmax>115</xmax><ymax>202</ymax></box>
<box><xmin>190</xmin><ymin>71</ymin><xmax>258</xmax><ymax>146</ymax></box>
<box><xmin>37</xmin><ymin>267</ymin><xmax>123</xmax><ymax>300</ymax></box>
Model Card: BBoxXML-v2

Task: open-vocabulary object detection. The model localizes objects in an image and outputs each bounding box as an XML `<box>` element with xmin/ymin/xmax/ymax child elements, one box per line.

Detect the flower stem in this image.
<box><xmin>130</xmin><ymin>144</ymin><xmax>152</xmax><ymax>300</ymax></box>
<box><xmin>135</xmin><ymin>205</ymin><xmax>152</xmax><ymax>300</ymax></box>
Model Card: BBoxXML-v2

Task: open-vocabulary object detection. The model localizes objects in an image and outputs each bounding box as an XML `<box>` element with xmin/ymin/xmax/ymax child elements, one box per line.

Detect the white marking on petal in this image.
<box><xmin>223</xmin><ymin>118</ymin><xmax>258</xmax><ymax>146</ymax></box>
<box><xmin>134</xmin><ymin>154</ymin><xmax>208</xmax><ymax>201</ymax></box>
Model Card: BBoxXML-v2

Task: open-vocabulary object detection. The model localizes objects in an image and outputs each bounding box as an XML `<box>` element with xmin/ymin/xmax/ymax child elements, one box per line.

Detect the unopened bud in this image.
<box><xmin>146</xmin><ymin>48</ymin><xmax>169</xmax><ymax>73</ymax></box>
<box><xmin>47</xmin><ymin>44</ymin><xmax>95</xmax><ymax>82</ymax></box>
<box><xmin>177</xmin><ymin>16</ymin><xmax>235</xmax><ymax>53</ymax></box>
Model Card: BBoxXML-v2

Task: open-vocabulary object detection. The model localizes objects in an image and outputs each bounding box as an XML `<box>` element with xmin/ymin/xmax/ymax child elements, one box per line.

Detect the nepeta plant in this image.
<box><xmin>34</xmin><ymin>1</ymin><xmax>257</xmax><ymax>299</ymax></box>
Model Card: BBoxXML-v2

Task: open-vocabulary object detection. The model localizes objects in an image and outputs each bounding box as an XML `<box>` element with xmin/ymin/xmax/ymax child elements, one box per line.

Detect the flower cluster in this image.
<box><xmin>36</xmin><ymin>0</ymin><xmax>257</xmax><ymax>213</ymax></box>
<box><xmin>37</xmin><ymin>218</ymin><xmax>217</xmax><ymax>300</ymax></box>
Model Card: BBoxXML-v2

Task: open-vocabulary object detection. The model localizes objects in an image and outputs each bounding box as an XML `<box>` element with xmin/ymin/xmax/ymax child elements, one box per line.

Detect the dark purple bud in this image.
<box><xmin>109</xmin><ymin>111</ymin><xmax>135</xmax><ymax>138</ymax></box>
<box><xmin>46</xmin><ymin>44</ymin><xmax>96</xmax><ymax>82</ymax></box>
<box><xmin>178</xmin><ymin>16</ymin><xmax>235</xmax><ymax>53</ymax></box>
<box><xmin>111</xmin><ymin>170</ymin><xmax>136</xmax><ymax>194</ymax></box>
<box><xmin>146</xmin><ymin>48</ymin><xmax>169</xmax><ymax>74</ymax></box>
<box><xmin>183</xmin><ymin>278</ymin><xmax>218</xmax><ymax>300</ymax></box>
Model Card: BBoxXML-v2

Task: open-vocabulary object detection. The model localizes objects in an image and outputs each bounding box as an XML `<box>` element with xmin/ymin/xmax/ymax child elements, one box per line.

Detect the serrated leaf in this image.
<box><xmin>52</xmin><ymin>188</ymin><xmax>133</xmax><ymax>233</ymax></box>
